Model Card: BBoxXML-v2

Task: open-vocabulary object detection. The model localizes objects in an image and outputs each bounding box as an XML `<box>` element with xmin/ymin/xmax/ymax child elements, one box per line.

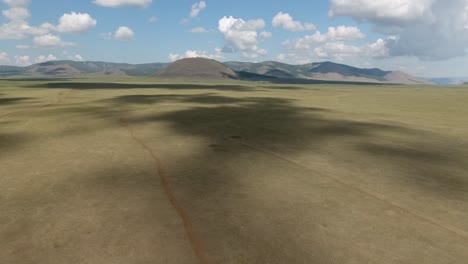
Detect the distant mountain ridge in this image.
<box><xmin>0</xmin><ymin>59</ymin><xmax>431</xmax><ymax>84</ymax></box>
<box><xmin>429</xmin><ymin>77</ymin><xmax>468</xmax><ymax>85</ymax></box>
<box><xmin>224</xmin><ymin>61</ymin><xmax>431</xmax><ymax>84</ymax></box>
<box><xmin>0</xmin><ymin>60</ymin><xmax>168</xmax><ymax>77</ymax></box>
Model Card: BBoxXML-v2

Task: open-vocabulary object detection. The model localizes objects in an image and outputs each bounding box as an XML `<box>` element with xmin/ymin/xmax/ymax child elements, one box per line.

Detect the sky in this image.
<box><xmin>0</xmin><ymin>0</ymin><xmax>467</xmax><ymax>77</ymax></box>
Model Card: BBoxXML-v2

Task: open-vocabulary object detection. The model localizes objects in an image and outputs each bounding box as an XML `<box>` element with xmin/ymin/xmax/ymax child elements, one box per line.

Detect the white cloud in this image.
<box><xmin>241</xmin><ymin>52</ymin><xmax>259</xmax><ymax>60</ymax></box>
<box><xmin>326</xmin><ymin>26</ymin><xmax>366</xmax><ymax>41</ymax></box>
<box><xmin>56</xmin><ymin>12</ymin><xmax>96</xmax><ymax>34</ymax></box>
<box><xmin>218</xmin><ymin>16</ymin><xmax>267</xmax><ymax>54</ymax></box>
<box><xmin>330</xmin><ymin>0</ymin><xmax>468</xmax><ymax>60</ymax></box>
<box><xmin>0</xmin><ymin>0</ymin><xmax>53</xmax><ymax>39</ymax></box>
<box><xmin>364</xmin><ymin>38</ymin><xmax>389</xmax><ymax>58</ymax></box>
<box><xmin>93</xmin><ymin>0</ymin><xmax>152</xmax><ymax>8</ymax></box>
<box><xmin>190</xmin><ymin>27</ymin><xmax>209</xmax><ymax>33</ymax></box>
<box><xmin>70</xmin><ymin>54</ymin><xmax>83</xmax><ymax>61</ymax></box>
<box><xmin>168</xmin><ymin>53</ymin><xmax>180</xmax><ymax>62</ymax></box>
<box><xmin>101</xmin><ymin>27</ymin><xmax>135</xmax><ymax>41</ymax></box>
<box><xmin>241</xmin><ymin>48</ymin><xmax>268</xmax><ymax>60</ymax></box>
<box><xmin>34</xmin><ymin>23</ymin><xmax>55</xmax><ymax>35</ymax></box>
<box><xmin>303</xmin><ymin>26</ymin><xmax>365</xmax><ymax>45</ymax></box>
<box><xmin>259</xmin><ymin>31</ymin><xmax>272</xmax><ymax>40</ymax></box>
<box><xmin>99</xmin><ymin>32</ymin><xmax>113</xmax><ymax>40</ymax></box>
<box><xmin>14</xmin><ymin>55</ymin><xmax>30</xmax><ymax>66</ymax></box>
<box><xmin>190</xmin><ymin>27</ymin><xmax>208</xmax><ymax>34</ymax></box>
<box><xmin>16</xmin><ymin>44</ymin><xmax>30</xmax><ymax>49</ymax></box>
<box><xmin>2</xmin><ymin>7</ymin><xmax>30</xmax><ymax>20</ymax></box>
<box><xmin>114</xmin><ymin>26</ymin><xmax>134</xmax><ymax>41</ymax></box>
<box><xmin>168</xmin><ymin>48</ymin><xmax>224</xmax><ymax>62</ymax></box>
<box><xmin>35</xmin><ymin>54</ymin><xmax>57</xmax><ymax>63</ymax></box>
<box><xmin>0</xmin><ymin>51</ymin><xmax>10</xmax><ymax>64</ymax></box>
<box><xmin>149</xmin><ymin>16</ymin><xmax>158</xmax><ymax>23</ymax></box>
<box><xmin>33</xmin><ymin>34</ymin><xmax>75</xmax><ymax>48</ymax></box>
<box><xmin>313</xmin><ymin>42</ymin><xmax>363</xmax><ymax>60</ymax></box>
<box><xmin>190</xmin><ymin>1</ymin><xmax>206</xmax><ymax>18</ymax></box>
<box><xmin>280</xmin><ymin>31</ymin><xmax>389</xmax><ymax>64</ymax></box>
<box><xmin>272</xmin><ymin>12</ymin><xmax>316</xmax><ymax>32</ymax></box>
<box><xmin>283</xmin><ymin>26</ymin><xmax>366</xmax><ymax>50</ymax></box>
<box><xmin>3</xmin><ymin>0</ymin><xmax>29</xmax><ymax>7</ymax></box>
<box><xmin>329</xmin><ymin>0</ymin><xmax>433</xmax><ymax>25</ymax></box>
<box><xmin>257</xmin><ymin>48</ymin><xmax>268</xmax><ymax>56</ymax></box>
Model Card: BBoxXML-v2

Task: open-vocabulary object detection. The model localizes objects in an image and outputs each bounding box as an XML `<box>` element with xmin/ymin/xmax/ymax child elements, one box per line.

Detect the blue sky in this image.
<box><xmin>1</xmin><ymin>0</ymin><xmax>467</xmax><ymax>77</ymax></box>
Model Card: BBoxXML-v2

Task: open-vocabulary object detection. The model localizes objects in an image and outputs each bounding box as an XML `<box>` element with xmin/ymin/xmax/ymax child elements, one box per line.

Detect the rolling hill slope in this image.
<box><xmin>156</xmin><ymin>58</ymin><xmax>237</xmax><ymax>79</ymax></box>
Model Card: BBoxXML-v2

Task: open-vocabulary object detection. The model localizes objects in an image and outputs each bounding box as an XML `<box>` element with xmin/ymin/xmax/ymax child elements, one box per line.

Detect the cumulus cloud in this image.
<box><xmin>14</xmin><ymin>55</ymin><xmax>30</xmax><ymax>66</ymax></box>
<box><xmin>282</xmin><ymin>26</ymin><xmax>366</xmax><ymax>50</ymax></box>
<box><xmin>242</xmin><ymin>48</ymin><xmax>268</xmax><ymax>60</ymax></box>
<box><xmin>272</xmin><ymin>12</ymin><xmax>316</xmax><ymax>32</ymax></box>
<box><xmin>168</xmin><ymin>53</ymin><xmax>180</xmax><ymax>62</ymax></box>
<box><xmin>218</xmin><ymin>15</ymin><xmax>268</xmax><ymax>56</ymax></box>
<box><xmin>35</xmin><ymin>54</ymin><xmax>57</xmax><ymax>63</ymax></box>
<box><xmin>0</xmin><ymin>0</ymin><xmax>53</xmax><ymax>39</ymax></box>
<box><xmin>259</xmin><ymin>31</ymin><xmax>272</xmax><ymax>40</ymax></box>
<box><xmin>190</xmin><ymin>27</ymin><xmax>210</xmax><ymax>33</ymax></box>
<box><xmin>33</xmin><ymin>34</ymin><xmax>75</xmax><ymax>48</ymax></box>
<box><xmin>69</xmin><ymin>54</ymin><xmax>83</xmax><ymax>61</ymax></box>
<box><xmin>325</xmin><ymin>26</ymin><xmax>366</xmax><ymax>41</ymax></box>
<box><xmin>168</xmin><ymin>48</ymin><xmax>224</xmax><ymax>62</ymax></box>
<box><xmin>363</xmin><ymin>38</ymin><xmax>389</xmax><ymax>58</ymax></box>
<box><xmin>0</xmin><ymin>51</ymin><xmax>10</xmax><ymax>64</ymax></box>
<box><xmin>309</xmin><ymin>41</ymin><xmax>387</xmax><ymax>60</ymax></box>
<box><xmin>2</xmin><ymin>6</ymin><xmax>30</xmax><ymax>20</ymax></box>
<box><xmin>279</xmin><ymin>23</ymin><xmax>386</xmax><ymax>63</ymax></box>
<box><xmin>330</xmin><ymin>0</ymin><xmax>468</xmax><ymax>60</ymax></box>
<box><xmin>93</xmin><ymin>0</ymin><xmax>152</xmax><ymax>8</ymax></box>
<box><xmin>56</xmin><ymin>12</ymin><xmax>97</xmax><ymax>34</ymax></box>
<box><xmin>190</xmin><ymin>1</ymin><xmax>206</xmax><ymax>18</ymax></box>
<box><xmin>114</xmin><ymin>26</ymin><xmax>134</xmax><ymax>41</ymax></box>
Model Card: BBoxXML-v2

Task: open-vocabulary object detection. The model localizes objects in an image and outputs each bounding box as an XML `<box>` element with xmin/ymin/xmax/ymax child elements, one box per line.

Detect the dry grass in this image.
<box><xmin>1</xmin><ymin>79</ymin><xmax>468</xmax><ymax>263</ymax></box>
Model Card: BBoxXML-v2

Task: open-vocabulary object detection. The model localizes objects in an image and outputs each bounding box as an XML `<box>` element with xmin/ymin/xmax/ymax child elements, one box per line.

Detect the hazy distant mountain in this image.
<box><xmin>429</xmin><ymin>77</ymin><xmax>468</xmax><ymax>85</ymax></box>
<box><xmin>0</xmin><ymin>59</ymin><xmax>431</xmax><ymax>85</ymax></box>
<box><xmin>0</xmin><ymin>60</ymin><xmax>168</xmax><ymax>77</ymax></box>
<box><xmin>224</xmin><ymin>61</ymin><xmax>431</xmax><ymax>84</ymax></box>
<box><xmin>156</xmin><ymin>58</ymin><xmax>237</xmax><ymax>79</ymax></box>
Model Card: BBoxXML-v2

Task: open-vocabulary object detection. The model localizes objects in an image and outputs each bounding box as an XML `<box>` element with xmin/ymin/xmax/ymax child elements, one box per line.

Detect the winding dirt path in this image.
<box><xmin>119</xmin><ymin>118</ymin><xmax>211</xmax><ymax>264</ymax></box>
<box><xmin>229</xmin><ymin>137</ymin><xmax>468</xmax><ymax>241</ymax></box>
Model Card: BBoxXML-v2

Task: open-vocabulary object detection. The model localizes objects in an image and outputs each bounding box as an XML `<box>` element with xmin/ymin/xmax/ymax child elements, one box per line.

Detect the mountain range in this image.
<box><xmin>0</xmin><ymin>58</ymin><xmax>432</xmax><ymax>85</ymax></box>
<box><xmin>428</xmin><ymin>77</ymin><xmax>468</xmax><ymax>85</ymax></box>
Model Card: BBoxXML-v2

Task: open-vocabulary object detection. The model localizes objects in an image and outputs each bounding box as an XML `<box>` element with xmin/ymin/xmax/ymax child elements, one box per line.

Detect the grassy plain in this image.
<box><xmin>1</xmin><ymin>78</ymin><xmax>468</xmax><ymax>264</ymax></box>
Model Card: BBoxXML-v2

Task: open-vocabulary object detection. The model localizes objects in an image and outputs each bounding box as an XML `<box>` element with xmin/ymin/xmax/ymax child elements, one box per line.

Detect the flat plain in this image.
<box><xmin>1</xmin><ymin>78</ymin><xmax>468</xmax><ymax>264</ymax></box>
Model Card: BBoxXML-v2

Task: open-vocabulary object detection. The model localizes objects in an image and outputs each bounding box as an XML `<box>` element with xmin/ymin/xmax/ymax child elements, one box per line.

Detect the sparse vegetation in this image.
<box><xmin>1</xmin><ymin>78</ymin><xmax>467</xmax><ymax>263</ymax></box>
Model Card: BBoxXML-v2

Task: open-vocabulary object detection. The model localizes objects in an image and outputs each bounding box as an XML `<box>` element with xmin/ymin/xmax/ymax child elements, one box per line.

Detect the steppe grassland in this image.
<box><xmin>1</xmin><ymin>78</ymin><xmax>467</xmax><ymax>264</ymax></box>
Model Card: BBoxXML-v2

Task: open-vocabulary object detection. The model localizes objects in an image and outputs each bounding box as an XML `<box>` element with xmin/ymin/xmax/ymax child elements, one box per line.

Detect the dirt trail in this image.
<box><xmin>229</xmin><ymin>137</ymin><xmax>468</xmax><ymax>241</ymax></box>
<box><xmin>119</xmin><ymin>118</ymin><xmax>211</xmax><ymax>264</ymax></box>
<box><xmin>0</xmin><ymin>89</ymin><xmax>73</xmax><ymax>118</ymax></box>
